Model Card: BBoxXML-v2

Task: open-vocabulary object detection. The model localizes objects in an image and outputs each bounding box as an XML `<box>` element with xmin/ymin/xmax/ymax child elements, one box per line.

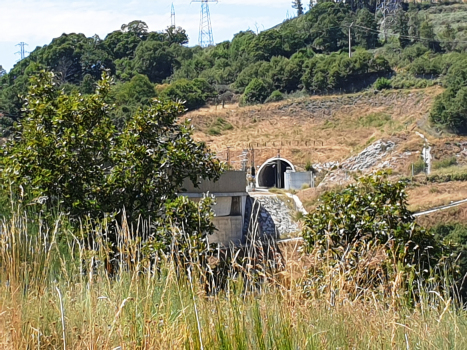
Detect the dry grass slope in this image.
<box><xmin>185</xmin><ymin>87</ymin><xmax>443</xmax><ymax>169</ymax></box>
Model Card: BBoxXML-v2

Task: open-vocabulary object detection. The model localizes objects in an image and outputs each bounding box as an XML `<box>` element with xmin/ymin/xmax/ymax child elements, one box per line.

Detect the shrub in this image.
<box><xmin>374</xmin><ymin>77</ymin><xmax>392</xmax><ymax>90</ymax></box>
<box><xmin>265</xmin><ymin>90</ymin><xmax>284</xmax><ymax>103</ymax></box>
<box><xmin>207</xmin><ymin>117</ymin><xmax>233</xmax><ymax>136</ymax></box>
<box><xmin>432</xmin><ymin>156</ymin><xmax>457</xmax><ymax>170</ymax></box>
<box><xmin>412</xmin><ymin>158</ymin><xmax>427</xmax><ymax>175</ymax></box>
<box><xmin>302</xmin><ymin>171</ymin><xmax>451</xmax><ymax>293</ymax></box>
<box><xmin>242</xmin><ymin>78</ymin><xmax>272</xmax><ymax>105</ymax></box>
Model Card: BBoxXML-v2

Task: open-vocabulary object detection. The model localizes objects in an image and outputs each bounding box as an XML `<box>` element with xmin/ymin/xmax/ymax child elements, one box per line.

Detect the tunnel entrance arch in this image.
<box><xmin>256</xmin><ymin>157</ymin><xmax>295</xmax><ymax>189</ymax></box>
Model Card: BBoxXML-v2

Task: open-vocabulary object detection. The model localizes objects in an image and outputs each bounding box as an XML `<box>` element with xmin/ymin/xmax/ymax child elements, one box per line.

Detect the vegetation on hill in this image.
<box><xmin>0</xmin><ymin>71</ymin><xmax>223</xmax><ymax>257</ymax></box>
<box><xmin>1</xmin><ymin>2</ymin><xmax>467</xmax><ymax>135</ymax></box>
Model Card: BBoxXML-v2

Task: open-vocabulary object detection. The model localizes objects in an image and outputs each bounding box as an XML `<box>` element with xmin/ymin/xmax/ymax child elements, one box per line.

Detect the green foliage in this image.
<box><xmin>302</xmin><ymin>172</ymin><xmax>448</xmax><ymax>277</ymax></box>
<box><xmin>432</xmin><ymin>156</ymin><xmax>457</xmax><ymax>170</ymax></box>
<box><xmin>242</xmin><ymin>78</ymin><xmax>272</xmax><ymax>105</ymax></box>
<box><xmin>374</xmin><ymin>77</ymin><xmax>391</xmax><ymax>90</ymax></box>
<box><xmin>392</xmin><ymin>10</ymin><xmax>410</xmax><ymax>48</ymax></box>
<box><xmin>265</xmin><ymin>90</ymin><xmax>284</xmax><ymax>103</ymax></box>
<box><xmin>207</xmin><ymin>117</ymin><xmax>233</xmax><ymax>136</ymax></box>
<box><xmin>412</xmin><ymin>158</ymin><xmax>427</xmax><ymax>175</ymax></box>
<box><xmin>134</xmin><ymin>40</ymin><xmax>177</xmax><ymax>83</ymax></box>
<box><xmin>354</xmin><ymin>8</ymin><xmax>378</xmax><ymax>49</ymax></box>
<box><xmin>0</xmin><ymin>71</ymin><xmax>223</xmax><ymax>229</ymax></box>
<box><xmin>159</xmin><ymin>78</ymin><xmax>215</xmax><ymax>110</ymax></box>
<box><xmin>431</xmin><ymin>223</ymin><xmax>467</xmax><ymax>294</ymax></box>
<box><xmin>430</xmin><ymin>64</ymin><xmax>467</xmax><ymax>133</ymax></box>
<box><xmin>292</xmin><ymin>0</ymin><xmax>304</xmax><ymax>16</ymax></box>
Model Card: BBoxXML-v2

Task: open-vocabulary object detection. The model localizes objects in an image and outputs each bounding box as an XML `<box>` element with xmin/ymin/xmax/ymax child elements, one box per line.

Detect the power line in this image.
<box><xmin>352</xmin><ymin>23</ymin><xmax>467</xmax><ymax>44</ymax></box>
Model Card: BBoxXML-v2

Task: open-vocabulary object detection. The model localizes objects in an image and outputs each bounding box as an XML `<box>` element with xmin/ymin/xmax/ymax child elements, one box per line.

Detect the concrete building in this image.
<box><xmin>181</xmin><ymin>171</ymin><xmax>248</xmax><ymax>246</ymax></box>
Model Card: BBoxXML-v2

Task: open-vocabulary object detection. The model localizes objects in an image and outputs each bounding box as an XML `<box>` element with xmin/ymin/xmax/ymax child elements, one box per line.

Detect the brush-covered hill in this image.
<box><xmin>1</xmin><ymin>2</ymin><xmax>467</xmax><ymax>137</ymax></box>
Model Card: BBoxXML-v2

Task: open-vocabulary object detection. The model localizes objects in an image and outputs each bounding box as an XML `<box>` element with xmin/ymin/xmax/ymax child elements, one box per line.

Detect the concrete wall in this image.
<box><xmin>207</xmin><ymin>216</ymin><xmax>243</xmax><ymax>245</ymax></box>
<box><xmin>180</xmin><ymin>171</ymin><xmax>248</xmax><ymax>246</ymax></box>
<box><xmin>285</xmin><ymin>171</ymin><xmax>313</xmax><ymax>190</ymax></box>
<box><xmin>181</xmin><ymin>171</ymin><xmax>247</xmax><ymax>194</ymax></box>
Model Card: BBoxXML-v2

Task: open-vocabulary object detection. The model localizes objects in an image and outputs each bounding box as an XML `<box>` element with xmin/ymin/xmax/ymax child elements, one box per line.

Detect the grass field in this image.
<box><xmin>1</xmin><ymin>210</ymin><xmax>467</xmax><ymax>349</ymax></box>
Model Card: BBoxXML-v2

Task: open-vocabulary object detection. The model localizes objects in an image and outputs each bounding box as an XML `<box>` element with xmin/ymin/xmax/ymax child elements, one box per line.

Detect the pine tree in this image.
<box><xmin>292</xmin><ymin>0</ymin><xmax>304</xmax><ymax>16</ymax></box>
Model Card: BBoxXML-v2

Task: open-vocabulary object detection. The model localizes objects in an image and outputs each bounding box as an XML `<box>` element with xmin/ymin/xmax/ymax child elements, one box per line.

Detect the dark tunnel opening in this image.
<box><xmin>257</xmin><ymin>160</ymin><xmax>291</xmax><ymax>188</ymax></box>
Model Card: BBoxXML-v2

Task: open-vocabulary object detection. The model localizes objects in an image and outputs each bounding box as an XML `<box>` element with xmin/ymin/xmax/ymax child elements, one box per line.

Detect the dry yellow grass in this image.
<box><xmin>407</xmin><ymin>181</ymin><xmax>467</xmax><ymax>212</ymax></box>
<box><xmin>185</xmin><ymin>87</ymin><xmax>443</xmax><ymax>168</ymax></box>
<box><xmin>416</xmin><ymin>202</ymin><xmax>467</xmax><ymax>228</ymax></box>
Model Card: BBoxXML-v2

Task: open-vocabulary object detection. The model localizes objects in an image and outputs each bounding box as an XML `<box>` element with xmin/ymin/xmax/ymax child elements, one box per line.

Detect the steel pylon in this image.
<box><xmin>192</xmin><ymin>0</ymin><xmax>217</xmax><ymax>47</ymax></box>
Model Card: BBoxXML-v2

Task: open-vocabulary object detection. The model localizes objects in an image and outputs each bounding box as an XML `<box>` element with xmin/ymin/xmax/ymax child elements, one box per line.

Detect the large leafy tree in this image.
<box><xmin>430</xmin><ymin>59</ymin><xmax>467</xmax><ymax>133</ymax></box>
<box><xmin>1</xmin><ymin>71</ymin><xmax>223</xmax><ymax>226</ymax></box>
<box><xmin>133</xmin><ymin>40</ymin><xmax>178</xmax><ymax>83</ymax></box>
<box><xmin>354</xmin><ymin>8</ymin><xmax>378</xmax><ymax>49</ymax></box>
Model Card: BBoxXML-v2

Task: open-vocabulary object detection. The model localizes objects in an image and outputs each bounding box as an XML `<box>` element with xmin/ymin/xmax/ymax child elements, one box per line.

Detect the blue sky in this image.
<box><xmin>0</xmin><ymin>0</ymin><xmax>301</xmax><ymax>72</ymax></box>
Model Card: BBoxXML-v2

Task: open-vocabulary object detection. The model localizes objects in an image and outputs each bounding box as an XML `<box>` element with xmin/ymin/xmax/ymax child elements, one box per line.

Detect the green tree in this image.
<box><xmin>121</xmin><ymin>20</ymin><xmax>149</xmax><ymax>39</ymax></box>
<box><xmin>392</xmin><ymin>10</ymin><xmax>410</xmax><ymax>48</ymax></box>
<box><xmin>242</xmin><ymin>78</ymin><xmax>272</xmax><ymax>105</ymax></box>
<box><xmin>355</xmin><ymin>8</ymin><xmax>378</xmax><ymax>49</ymax></box>
<box><xmin>439</xmin><ymin>24</ymin><xmax>457</xmax><ymax>52</ymax></box>
<box><xmin>303</xmin><ymin>172</ymin><xmax>451</xmax><ymax>283</ymax></box>
<box><xmin>165</xmin><ymin>26</ymin><xmax>189</xmax><ymax>45</ymax></box>
<box><xmin>134</xmin><ymin>41</ymin><xmax>177</xmax><ymax>83</ymax></box>
<box><xmin>1</xmin><ymin>71</ymin><xmax>223</xmax><ymax>228</ymax></box>
<box><xmin>420</xmin><ymin>20</ymin><xmax>436</xmax><ymax>50</ymax></box>
<box><xmin>0</xmin><ymin>65</ymin><xmax>5</xmax><ymax>77</ymax></box>
<box><xmin>292</xmin><ymin>0</ymin><xmax>304</xmax><ymax>16</ymax></box>
<box><xmin>160</xmin><ymin>78</ymin><xmax>214</xmax><ymax>110</ymax></box>
<box><xmin>430</xmin><ymin>59</ymin><xmax>467</xmax><ymax>133</ymax></box>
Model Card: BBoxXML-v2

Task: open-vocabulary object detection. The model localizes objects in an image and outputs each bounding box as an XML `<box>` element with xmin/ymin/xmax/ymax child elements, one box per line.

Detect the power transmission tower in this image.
<box><xmin>192</xmin><ymin>0</ymin><xmax>217</xmax><ymax>47</ymax></box>
<box><xmin>15</xmin><ymin>42</ymin><xmax>29</xmax><ymax>61</ymax></box>
<box><xmin>171</xmin><ymin>3</ymin><xmax>176</xmax><ymax>27</ymax></box>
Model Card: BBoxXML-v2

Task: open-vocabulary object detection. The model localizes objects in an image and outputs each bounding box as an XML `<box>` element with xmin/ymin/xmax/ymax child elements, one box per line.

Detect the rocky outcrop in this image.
<box><xmin>244</xmin><ymin>195</ymin><xmax>299</xmax><ymax>240</ymax></box>
<box><xmin>318</xmin><ymin>139</ymin><xmax>398</xmax><ymax>187</ymax></box>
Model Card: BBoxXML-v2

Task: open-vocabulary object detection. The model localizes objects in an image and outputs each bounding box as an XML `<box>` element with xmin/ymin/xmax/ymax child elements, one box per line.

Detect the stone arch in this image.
<box><xmin>256</xmin><ymin>157</ymin><xmax>295</xmax><ymax>188</ymax></box>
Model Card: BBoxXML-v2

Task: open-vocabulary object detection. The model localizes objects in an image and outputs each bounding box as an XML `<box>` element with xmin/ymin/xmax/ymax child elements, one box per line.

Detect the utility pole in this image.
<box><xmin>171</xmin><ymin>3</ymin><xmax>176</xmax><ymax>27</ymax></box>
<box><xmin>348</xmin><ymin>22</ymin><xmax>353</xmax><ymax>58</ymax></box>
<box><xmin>15</xmin><ymin>42</ymin><xmax>28</xmax><ymax>61</ymax></box>
<box><xmin>192</xmin><ymin>0</ymin><xmax>218</xmax><ymax>47</ymax></box>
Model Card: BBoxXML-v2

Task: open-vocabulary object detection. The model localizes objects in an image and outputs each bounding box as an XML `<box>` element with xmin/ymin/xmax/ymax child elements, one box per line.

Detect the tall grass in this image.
<box><xmin>1</xmin><ymin>209</ymin><xmax>467</xmax><ymax>349</ymax></box>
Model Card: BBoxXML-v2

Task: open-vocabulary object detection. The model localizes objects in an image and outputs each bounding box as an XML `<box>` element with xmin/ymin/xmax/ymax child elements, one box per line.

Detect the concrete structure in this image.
<box><xmin>181</xmin><ymin>171</ymin><xmax>248</xmax><ymax>246</ymax></box>
<box><xmin>285</xmin><ymin>170</ymin><xmax>314</xmax><ymax>190</ymax></box>
<box><xmin>256</xmin><ymin>157</ymin><xmax>295</xmax><ymax>189</ymax></box>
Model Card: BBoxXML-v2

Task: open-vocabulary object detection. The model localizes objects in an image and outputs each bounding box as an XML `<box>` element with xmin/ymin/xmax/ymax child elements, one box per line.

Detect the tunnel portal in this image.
<box><xmin>256</xmin><ymin>157</ymin><xmax>295</xmax><ymax>189</ymax></box>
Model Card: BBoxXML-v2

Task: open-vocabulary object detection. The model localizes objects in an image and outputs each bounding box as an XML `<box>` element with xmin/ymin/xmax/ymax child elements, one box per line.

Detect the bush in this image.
<box><xmin>302</xmin><ymin>171</ymin><xmax>451</xmax><ymax>292</ymax></box>
<box><xmin>207</xmin><ymin>117</ymin><xmax>233</xmax><ymax>136</ymax></box>
<box><xmin>432</xmin><ymin>156</ymin><xmax>457</xmax><ymax>170</ymax></box>
<box><xmin>241</xmin><ymin>78</ymin><xmax>272</xmax><ymax>105</ymax></box>
<box><xmin>412</xmin><ymin>158</ymin><xmax>427</xmax><ymax>175</ymax></box>
<box><xmin>265</xmin><ymin>90</ymin><xmax>284</xmax><ymax>103</ymax></box>
<box><xmin>374</xmin><ymin>77</ymin><xmax>392</xmax><ymax>90</ymax></box>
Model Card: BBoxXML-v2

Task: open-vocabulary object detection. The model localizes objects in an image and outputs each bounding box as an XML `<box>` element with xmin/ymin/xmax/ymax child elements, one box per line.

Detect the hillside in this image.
<box><xmin>186</xmin><ymin>87</ymin><xmax>442</xmax><ymax>170</ymax></box>
<box><xmin>187</xmin><ymin>85</ymin><xmax>467</xmax><ymax>221</ymax></box>
<box><xmin>1</xmin><ymin>2</ymin><xmax>467</xmax><ymax>137</ymax></box>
